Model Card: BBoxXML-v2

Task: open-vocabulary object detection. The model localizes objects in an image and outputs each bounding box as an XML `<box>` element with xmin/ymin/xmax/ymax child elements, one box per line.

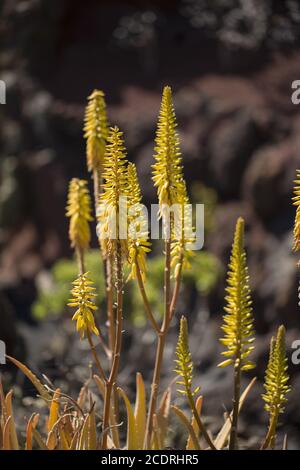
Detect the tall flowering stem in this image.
<box><xmin>218</xmin><ymin>217</ymin><xmax>255</xmax><ymax>450</ymax></box>
<box><xmin>175</xmin><ymin>316</ymin><xmax>216</xmax><ymax>450</ymax></box>
<box><xmin>126</xmin><ymin>163</ymin><xmax>158</xmax><ymax>332</ymax></box>
<box><xmin>144</xmin><ymin>86</ymin><xmax>189</xmax><ymax>448</ymax></box>
<box><xmin>98</xmin><ymin>126</ymin><xmax>128</xmax><ymax>448</ymax></box>
<box><xmin>292</xmin><ymin>170</ymin><xmax>300</xmax><ymax>305</ymax></box>
<box><xmin>66</xmin><ymin>179</ymin><xmax>106</xmax><ymax>382</ymax></box>
<box><xmin>170</xmin><ymin>180</ymin><xmax>194</xmax><ymax>320</ymax></box>
<box><xmin>84</xmin><ymin>90</ymin><xmax>114</xmax><ymax>356</ymax></box>
<box><xmin>292</xmin><ymin>169</ymin><xmax>300</xmax><ymax>253</ymax></box>
<box><xmin>261</xmin><ymin>325</ymin><xmax>290</xmax><ymax>449</ymax></box>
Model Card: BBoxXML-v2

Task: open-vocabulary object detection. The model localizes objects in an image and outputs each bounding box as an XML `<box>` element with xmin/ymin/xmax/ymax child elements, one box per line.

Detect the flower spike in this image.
<box><xmin>261</xmin><ymin>325</ymin><xmax>290</xmax><ymax>449</ymax></box>
<box><xmin>171</xmin><ymin>180</ymin><xmax>195</xmax><ymax>278</ymax></box>
<box><xmin>98</xmin><ymin>126</ymin><xmax>128</xmax><ymax>259</ymax></box>
<box><xmin>218</xmin><ymin>217</ymin><xmax>255</xmax><ymax>449</ymax></box>
<box><xmin>175</xmin><ymin>316</ymin><xmax>199</xmax><ymax>397</ymax></box>
<box><xmin>218</xmin><ymin>217</ymin><xmax>255</xmax><ymax>371</ymax></box>
<box><xmin>84</xmin><ymin>90</ymin><xmax>109</xmax><ymax>172</ymax></box>
<box><xmin>126</xmin><ymin>162</ymin><xmax>151</xmax><ymax>280</ymax></box>
<box><xmin>152</xmin><ymin>86</ymin><xmax>184</xmax><ymax>211</ymax></box>
<box><xmin>292</xmin><ymin>169</ymin><xmax>300</xmax><ymax>252</ymax></box>
<box><xmin>68</xmin><ymin>272</ymin><xmax>99</xmax><ymax>340</ymax></box>
<box><xmin>66</xmin><ymin>178</ymin><xmax>93</xmax><ymax>253</ymax></box>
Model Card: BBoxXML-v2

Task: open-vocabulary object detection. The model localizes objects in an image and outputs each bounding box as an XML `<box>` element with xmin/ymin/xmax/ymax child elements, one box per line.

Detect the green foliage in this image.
<box><xmin>33</xmin><ymin>249</ymin><xmax>220</xmax><ymax>324</ymax></box>
<box><xmin>129</xmin><ymin>250</ymin><xmax>221</xmax><ymax>326</ymax></box>
<box><xmin>32</xmin><ymin>251</ymin><xmax>105</xmax><ymax>320</ymax></box>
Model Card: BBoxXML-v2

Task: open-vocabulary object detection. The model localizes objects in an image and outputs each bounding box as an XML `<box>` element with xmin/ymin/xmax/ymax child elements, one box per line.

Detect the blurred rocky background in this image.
<box><xmin>1</xmin><ymin>0</ymin><xmax>300</xmax><ymax>448</ymax></box>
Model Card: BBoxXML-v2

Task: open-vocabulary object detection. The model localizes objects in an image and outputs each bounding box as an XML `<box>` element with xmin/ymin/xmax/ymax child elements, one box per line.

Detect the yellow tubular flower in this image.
<box><xmin>174</xmin><ymin>316</ymin><xmax>200</xmax><ymax>397</ymax></box>
<box><xmin>66</xmin><ymin>178</ymin><xmax>93</xmax><ymax>252</ymax></box>
<box><xmin>98</xmin><ymin>126</ymin><xmax>128</xmax><ymax>258</ymax></box>
<box><xmin>292</xmin><ymin>169</ymin><xmax>300</xmax><ymax>251</ymax></box>
<box><xmin>68</xmin><ymin>272</ymin><xmax>99</xmax><ymax>340</ymax></box>
<box><xmin>84</xmin><ymin>90</ymin><xmax>109</xmax><ymax>172</ymax></box>
<box><xmin>218</xmin><ymin>217</ymin><xmax>255</xmax><ymax>371</ymax></box>
<box><xmin>152</xmin><ymin>86</ymin><xmax>184</xmax><ymax>210</ymax></box>
<box><xmin>126</xmin><ymin>163</ymin><xmax>151</xmax><ymax>280</ymax></box>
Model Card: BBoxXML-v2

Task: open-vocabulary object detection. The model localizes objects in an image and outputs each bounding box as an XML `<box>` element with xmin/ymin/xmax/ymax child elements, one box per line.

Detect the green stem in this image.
<box><xmin>86</xmin><ymin>330</ymin><xmax>107</xmax><ymax>383</ymax></box>
<box><xmin>229</xmin><ymin>365</ymin><xmax>241</xmax><ymax>450</ymax></box>
<box><xmin>136</xmin><ymin>262</ymin><xmax>160</xmax><ymax>334</ymax></box>
<box><xmin>102</xmin><ymin>241</ymin><xmax>123</xmax><ymax>449</ymax></box>
<box><xmin>143</xmin><ymin>238</ymin><xmax>171</xmax><ymax>449</ymax></box>
<box><xmin>187</xmin><ymin>391</ymin><xmax>216</xmax><ymax>450</ymax></box>
<box><xmin>261</xmin><ymin>412</ymin><xmax>278</xmax><ymax>450</ymax></box>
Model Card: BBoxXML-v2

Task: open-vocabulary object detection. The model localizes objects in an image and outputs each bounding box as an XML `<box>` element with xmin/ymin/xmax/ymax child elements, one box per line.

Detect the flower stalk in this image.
<box><xmin>98</xmin><ymin>126</ymin><xmax>128</xmax><ymax>448</ymax></box>
<box><xmin>261</xmin><ymin>325</ymin><xmax>290</xmax><ymax>450</ymax></box>
<box><xmin>218</xmin><ymin>217</ymin><xmax>255</xmax><ymax>450</ymax></box>
<box><xmin>144</xmin><ymin>86</ymin><xmax>189</xmax><ymax>448</ymax></box>
<box><xmin>175</xmin><ymin>316</ymin><xmax>216</xmax><ymax>450</ymax></box>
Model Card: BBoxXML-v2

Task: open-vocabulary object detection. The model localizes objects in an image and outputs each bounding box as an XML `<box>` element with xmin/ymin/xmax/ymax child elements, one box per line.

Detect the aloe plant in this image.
<box><xmin>1</xmin><ymin>86</ymin><xmax>293</xmax><ymax>452</ymax></box>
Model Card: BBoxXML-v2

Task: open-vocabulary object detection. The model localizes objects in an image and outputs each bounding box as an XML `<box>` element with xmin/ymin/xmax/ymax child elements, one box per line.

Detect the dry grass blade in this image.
<box><xmin>78</xmin><ymin>414</ymin><xmax>90</xmax><ymax>450</ymax></box>
<box><xmin>94</xmin><ymin>374</ymin><xmax>120</xmax><ymax>448</ymax></box>
<box><xmin>48</xmin><ymin>388</ymin><xmax>61</xmax><ymax>433</ymax></box>
<box><xmin>3</xmin><ymin>416</ymin><xmax>12</xmax><ymax>450</ymax></box>
<box><xmin>152</xmin><ymin>414</ymin><xmax>163</xmax><ymax>450</ymax></box>
<box><xmin>32</xmin><ymin>428</ymin><xmax>49</xmax><ymax>450</ymax></box>
<box><xmin>186</xmin><ymin>395</ymin><xmax>203</xmax><ymax>450</ymax></box>
<box><xmin>117</xmin><ymin>387</ymin><xmax>138</xmax><ymax>450</ymax></box>
<box><xmin>26</xmin><ymin>413</ymin><xmax>39</xmax><ymax>450</ymax></box>
<box><xmin>155</xmin><ymin>386</ymin><xmax>172</xmax><ymax>449</ymax></box>
<box><xmin>171</xmin><ymin>405</ymin><xmax>201</xmax><ymax>450</ymax></box>
<box><xmin>69</xmin><ymin>430</ymin><xmax>80</xmax><ymax>450</ymax></box>
<box><xmin>7</xmin><ymin>355</ymin><xmax>52</xmax><ymax>405</ymax></box>
<box><xmin>58</xmin><ymin>424</ymin><xmax>70</xmax><ymax>450</ymax></box>
<box><xmin>5</xmin><ymin>390</ymin><xmax>19</xmax><ymax>450</ymax></box>
<box><xmin>46</xmin><ymin>429</ymin><xmax>57</xmax><ymax>450</ymax></box>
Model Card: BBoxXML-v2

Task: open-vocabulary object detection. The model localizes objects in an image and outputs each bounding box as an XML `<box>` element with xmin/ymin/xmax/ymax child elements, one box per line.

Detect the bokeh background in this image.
<box><xmin>1</xmin><ymin>0</ymin><xmax>300</xmax><ymax>448</ymax></box>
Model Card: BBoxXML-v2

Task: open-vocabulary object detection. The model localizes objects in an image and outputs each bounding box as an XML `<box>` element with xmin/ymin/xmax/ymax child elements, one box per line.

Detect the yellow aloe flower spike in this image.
<box><xmin>68</xmin><ymin>272</ymin><xmax>99</xmax><ymax>340</ymax></box>
<box><xmin>66</xmin><ymin>178</ymin><xmax>93</xmax><ymax>253</ymax></box>
<box><xmin>126</xmin><ymin>162</ymin><xmax>151</xmax><ymax>280</ymax></box>
<box><xmin>174</xmin><ymin>316</ymin><xmax>216</xmax><ymax>450</ymax></box>
<box><xmin>84</xmin><ymin>90</ymin><xmax>109</xmax><ymax>172</ymax></box>
<box><xmin>218</xmin><ymin>217</ymin><xmax>255</xmax><ymax>371</ymax></box>
<box><xmin>98</xmin><ymin>126</ymin><xmax>128</xmax><ymax>259</ymax></box>
<box><xmin>261</xmin><ymin>325</ymin><xmax>290</xmax><ymax>449</ymax></box>
<box><xmin>218</xmin><ymin>217</ymin><xmax>255</xmax><ymax>449</ymax></box>
<box><xmin>152</xmin><ymin>86</ymin><xmax>184</xmax><ymax>211</ymax></box>
<box><xmin>292</xmin><ymin>169</ymin><xmax>300</xmax><ymax>252</ymax></box>
<box><xmin>174</xmin><ymin>316</ymin><xmax>199</xmax><ymax>397</ymax></box>
<box><xmin>171</xmin><ymin>180</ymin><xmax>195</xmax><ymax>278</ymax></box>
<box><xmin>152</xmin><ymin>86</ymin><xmax>192</xmax><ymax>275</ymax></box>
